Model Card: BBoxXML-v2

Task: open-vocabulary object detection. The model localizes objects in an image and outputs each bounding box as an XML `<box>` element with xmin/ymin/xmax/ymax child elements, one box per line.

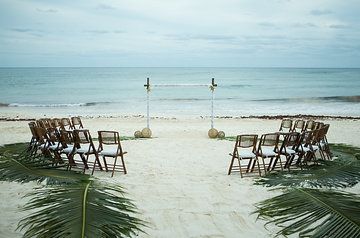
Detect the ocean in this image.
<box><xmin>0</xmin><ymin>67</ymin><xmax>359</xmax><ymax>117</ymax></box>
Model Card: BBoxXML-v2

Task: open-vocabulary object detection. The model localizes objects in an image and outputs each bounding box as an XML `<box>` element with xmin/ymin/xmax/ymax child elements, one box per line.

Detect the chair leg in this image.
<box><xmin>228</xmin><ymin>156</ymin><xmax>236</xmax><ymax>175</ymax></box>
<box><xmin>256</xmin><ymin>159</ymin><xmax>262</xmax><ymax>176</ymax></box>
<box><xmin>112</xmin><ymin>157</ymin><xmax>118</xmax><ymax>177</ymax></box>
<box><xmin>120</xmin><ymin>155</ymin><xmax>127</xmax><ymax>174</ymax></box>
<box><xmin>102</xmin><ymin>156</ymin><xmax>108</xmax><ymax>172</ymax></box>
<box><xmin>238</xmin><ymin>159</ymin><xmax>243</xmax><ymax>178</ymax></box>
<box><xmin>262</xmin><ymin>157</ymin><xmax>267</xmax><ymax>175</ymax></box>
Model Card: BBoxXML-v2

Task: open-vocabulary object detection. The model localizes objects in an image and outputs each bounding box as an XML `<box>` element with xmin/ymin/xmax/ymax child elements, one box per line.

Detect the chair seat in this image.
<box><xmin>99</xmin><ymin>150</ymin><xmax>120</xmax><ymax>157</ymax></box>
<box><xmin>38</xmin><ymin>144</ymin><xmax>47</xmax><ymax>149</ymax></box>
<box><xmin>76</xmin><ymin>143</ymin><xmax>95</xmax><ymax>154</ymax></box>
<box><xmin>238</xmin><ymin>148</ymin><xmax>257</xmax><ymax>159</ymax></box>
<box><xmin>62</xmin><ymin>145</ymin><xmax>74</xmax><ymax>154</ymax></box>
<box><xmin>297</xmin><ymin>146</ymin><xmax>311</xmax><ymax>153</ymax></box>
<box><xmin>49</xmin><ymin>143</ymin><xmax>62</xmax><ymax>150</ymax></box>
<box><xmin>76</xmin><ymin>146</ymin><xmax>95</xmax><ymax>154</ymax></box>
<box><xmin>281</xmin><ymin>147</ymin><xmax>296</xmax><ymax>155</ymax></box>
<box><xmin>258</xmin><ymin>146</ymin><xmax>277</xmax><ymax>157</ymax></box>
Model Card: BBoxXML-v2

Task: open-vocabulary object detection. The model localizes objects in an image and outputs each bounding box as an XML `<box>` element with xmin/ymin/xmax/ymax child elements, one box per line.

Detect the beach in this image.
<box><xmin>1</xmin><ymin>114</ymin><xmax>359</xmax><ymax>237</ymax></box>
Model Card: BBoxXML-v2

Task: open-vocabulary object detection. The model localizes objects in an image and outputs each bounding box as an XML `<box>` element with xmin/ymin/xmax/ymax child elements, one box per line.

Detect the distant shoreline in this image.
<box><xmin>1</xmin><ymin>114</ymin><xmax>359</xmax><ymax>122</ymax></box>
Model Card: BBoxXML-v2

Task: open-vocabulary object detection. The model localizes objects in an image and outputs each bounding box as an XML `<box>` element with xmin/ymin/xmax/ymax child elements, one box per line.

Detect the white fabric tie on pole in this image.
<box><xmin>152</xmin><ymin>84</ymin><xmax>211</xmax><ymax>87</ymax></box>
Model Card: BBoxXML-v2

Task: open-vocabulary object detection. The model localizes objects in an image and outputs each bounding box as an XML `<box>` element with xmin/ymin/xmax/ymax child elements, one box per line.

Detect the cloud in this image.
<box><xmin>310</xmin><ymin>9</ymin><xmax>333</xmax><ymax>16</ymax></box>
<box><xmin>96</xmin><ymin>4</ymin><xmax>116</xmax><ymax>10</ymax></box>
<box><xmin>84</xmin><ymin>30</ymin><xmax>125</xmax><ymax>34</ymax></box>
<box><xmin>36</xmin><ymin>8</ymin><xmax>58</xmax><ymax>13</ymax></box>
<box><xmin>9</xmin><ymin>28</ymin><xmax>45</xmax><ymax>37</ymax></box>
<box><xmin>329</xmin><ymin>24</ymin><xmax>348</xmax><ymax>29</ymax></box>
<box><xmin>167</xmin><ymin>34</ymin><xmax>237</xmax><ymax>42</ymax></box>
<box><xmin>10</xmin><ymin>28</ymin><xmax>33</xmax><ymax>33</ymax></box>
<box><xmin>291</xmin><ymin>22</ymin><xmax>317</xmax><ymax>28</ymax></box>
<box><xmin>258</xmin><ymin>22</ymin><xmax>276</xmax><ymax>28</ymax></box>
<box><xmin>85</xmin><ymin>30</ymin><xmax>109</xmax><ymax>34</ymax></box>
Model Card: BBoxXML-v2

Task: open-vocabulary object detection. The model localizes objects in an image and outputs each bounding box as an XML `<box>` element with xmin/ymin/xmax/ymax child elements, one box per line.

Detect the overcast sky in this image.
<box><xmin>0</xmin><ymin>0</ymin><xmax>359</xmax><ymax>67</ymax></box>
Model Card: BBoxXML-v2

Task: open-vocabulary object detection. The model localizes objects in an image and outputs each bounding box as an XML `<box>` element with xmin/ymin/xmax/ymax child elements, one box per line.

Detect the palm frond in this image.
<box><xmin>331</xmin><ymin>143</ymin><xmax>360</xmax><ymax>160</ymax></box>
<box><xmin>255</xmin><ymin>159</ymin><xmax>360</xmax><ymax>188</ymax></box>
<box><xmin>18</xmin><ymin>180</ymin><xmax>145</xmax><ymax>238</ymax></box>
<box><xmin>254</xmin><ymin>188</ymin><xmax>360</xmax><ymax>238</ymax></box>
<box><xmin>0</xmin><ymin>151</ymin><xmax>88</xmax><ymax>184</ymax></box>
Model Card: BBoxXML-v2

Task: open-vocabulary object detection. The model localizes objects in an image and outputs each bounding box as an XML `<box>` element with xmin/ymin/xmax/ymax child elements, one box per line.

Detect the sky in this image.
<box><xmin>0</xmin><ymin>0</ymin><xmax>359</xmax><ymax>67</ymax></box>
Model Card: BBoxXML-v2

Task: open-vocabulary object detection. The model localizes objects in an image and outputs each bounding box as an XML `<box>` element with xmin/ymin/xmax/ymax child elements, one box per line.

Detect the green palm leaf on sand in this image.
<box><xmin>255</xmin><ymin>159</ymin><xmax>360</xmax><ymax>188</ymax></box>
<box><xmin>0</xmin><ymin>143</ymin><xmax>145</xmax><ymax>237</ymax></box>
<box><xmin>18</xmin><ymin>180</ymin><xmax>144</xmax><ymax>238</ymax></box>
<box><xmin>254</xmin><ymin>188</ymin><xmax>360</xmax><ymax>238</ymax></box>
<box><xmin>0</xmin><ymin>150</ymin><xmax>88</xmax><ymax>184</ymax></box>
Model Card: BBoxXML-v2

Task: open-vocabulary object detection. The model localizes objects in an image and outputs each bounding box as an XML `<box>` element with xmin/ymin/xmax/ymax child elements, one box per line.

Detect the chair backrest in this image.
<box><xmin>46</xmin><ymin>127</ymin><xmax>60</xmax><ymax>144</ymax></box>
<box><xmin>51</xmin><ymin>118</ymin><xmax>61</xmax><ymax>129</ymax></box>
<box><xmin>37</xmin><ymin>119</ymin><xmax>51</xmax><ymax>129</ymax></box>
<box><xmin>313</xmin><ymin>121</ymin><xmax>323</xmax><ymax>130</ymax></box>
<box><xmin>34</xmin><ymin>126</ymin><xmax>48</xmax><ymax>145</ymax></box>
<box><xmin>279</xmin><ymin>119</ymin><xmax>293</xmax><ymax>132</ymax></box>
<box><xmin>98</xmin><ymin>131</ymin><xmax>123</xmax><ymax>153</ymax></box>
<box><xmin>304</xmin><ymin>120</ymin><xmax>315</xmax><ymax>131</ymax></box>
<box><xmin>28</xmin><ymin>122</ymin><xmax>37</xmax><ymax>138</ymax></box>
<box><xmin>259</xmin><ymin>133</ymin><xmax>279</xmax><ymax>147</ymax></box>
<box><xmin>60</xmin><ymin>118</ymin><xmax>73</xmax><ymax>130</ymax></box>
<box><xmin>73</xmin><ymin>129</ymin><xmax>92</xmax><ymax>144</ymax></box>
<box><xmin>257</xmin><ymin>133</ymin><xmax>280</xmax><ymax>156</ymax></box>
<box><xmin>323</xmin><ymin>124</ymin><xmax>330</xmax><ymax>135</ymax></box>
<box><xmin>234</xmin><ymin>134</ymin><xmax>258</xmax><ymax>153</ymax></box>
<box><xmin>280</xmin><ymin>132</ymin><xmax>301</xmax><ymax>150</ymax></box>
<box><xmin>293</xmin><ymin>119</ymin><xmax>305</xmax><ymax>132</ymax></box>
<box><xmin>71</xmin><ymin>116</ymin><xmax>84</xmax><ymax>129</ymax></box>
<box><xmin>314</xmin><ymin>125</ymin><xmax>329</xmax><ymax>143</ymax></box>
<box><xmin>59</xmin><ymin>129</ymin><xmax>74</xmax><ymax>147</ymax></box>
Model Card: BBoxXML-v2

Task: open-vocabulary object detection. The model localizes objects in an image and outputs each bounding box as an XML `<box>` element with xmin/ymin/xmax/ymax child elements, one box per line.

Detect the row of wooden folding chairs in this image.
<box><xmin>228</xmin><ymin>123</ymin><xmax>331</xmax><ymax>178</ymax></box>
<box><xmin>279</xmin><ymin>119</ymin><xmax>324</xmax><ymax>133</ymax></box>
<box><xmin>28</xmin><ymin>122</ymin><xmax>127</xmax><ymax>177</ymax></box>
<box><xmin>35</xmin><ymin>117</ymin><xmax>84</xmax><ymax>131</ymax></box>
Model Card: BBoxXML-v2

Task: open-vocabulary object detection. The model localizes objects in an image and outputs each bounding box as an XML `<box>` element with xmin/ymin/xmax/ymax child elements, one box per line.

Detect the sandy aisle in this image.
<box><xmin>0</xmin><ymin>117</ymin><xmax>359</xmax><ymax>237</ymax></box>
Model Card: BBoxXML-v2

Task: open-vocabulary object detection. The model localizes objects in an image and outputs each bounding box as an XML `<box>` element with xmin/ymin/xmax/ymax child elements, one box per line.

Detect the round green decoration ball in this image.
<box><xmin>141</xmin><ymin>127</ymin><xmax>152</xmax><ymax>138</ymax></box>
<box><xmin>208</xmin><ymin>128</ymin><xmax>218</xmax><ymax>138</ymax></box>
<box><xmin>217</xmin><ymin>131</ymin><xmax>225</xmax><ymax>138</ymax></box>
<box><xmin>134</xmin><ymin>130</ymin><xmax>142</xmax><ymax>138</ymax></box>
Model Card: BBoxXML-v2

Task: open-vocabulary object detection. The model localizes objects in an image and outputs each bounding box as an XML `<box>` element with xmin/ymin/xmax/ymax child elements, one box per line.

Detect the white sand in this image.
<box><xmin>0</xmin><ymin>117</ymin><xmax>359</xmax><ymax>237</ymax></box>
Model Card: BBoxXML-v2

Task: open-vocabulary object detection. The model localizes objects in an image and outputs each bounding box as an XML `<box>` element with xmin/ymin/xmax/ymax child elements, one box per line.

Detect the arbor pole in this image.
<box><xmin>210</xmin><ymin>78</ymin><xmax>217</xmax><ymax>129</ymax></box>
<box><xmin>144</xmin><ymin>77</ymin><xmax>150</xmax><ymax>129</ymax></box>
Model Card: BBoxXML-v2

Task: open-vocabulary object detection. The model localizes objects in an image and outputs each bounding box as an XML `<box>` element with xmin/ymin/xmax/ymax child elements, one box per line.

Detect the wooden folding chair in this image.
<box><xmin>97</xmin><ymin>131</ymin><xmax>128</xmax><ymax>177</ymax></box>
<box><xmin>72</xmin><ymin>129</ymin><xmax>102</xmax><ymax>174</ymax></box>
<box><xmin>27</xmin><ymin>122</ymin><xmax>38</xmax><ymax>154</ymax></box>
<box><xmin>257</xmin><ymin>133</ymin><xmax>282</xmax><ymax>174</ymax></box>
<box><xmin>228</xmin><ymin>134</ymin><xmax>260</xmax><ymax>177</ymax></box>
<box><xmin>279</xmin><ymin>132</ymin><xmax>301</xmax><ymax>170</ymax></box>
<box><xmin>300</xmin><ymin>130</ymin><xmax>320</xmax><ymax>164</ymax></box>
<box><xmin>320</xmin><ymin>124</ymin><xmax>332</xmax><ymax>159</ymax></box>
<box><xmin>71</xmin><ymin>116</ymin><xmax>84</xmax><ymax>129</ymax></box>
<box><xmin>46</xmin><ymin>127</ymin><xmax>63</xmax><ymax>164</ymax></box>
<box><xmin>34</xmin><ymin>126</ymin><xmax>52</xmax><ymax>157</ymax></box>
<box><xmin>279</xmin><ymin>119</ymin><xmax>293</xmax><ymax>132</ymax></box>
<box><xmin>58</xmin><ymin>129</ymin><xmax>76</xmax><ymax>167</ymax></box>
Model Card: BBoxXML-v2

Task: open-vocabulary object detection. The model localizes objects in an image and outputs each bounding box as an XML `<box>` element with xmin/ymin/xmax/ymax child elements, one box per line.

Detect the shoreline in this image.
<box><xmin>1</xmin><ymin>114</ymin><xmax>360</xmax><ymax>122</ymax></box>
